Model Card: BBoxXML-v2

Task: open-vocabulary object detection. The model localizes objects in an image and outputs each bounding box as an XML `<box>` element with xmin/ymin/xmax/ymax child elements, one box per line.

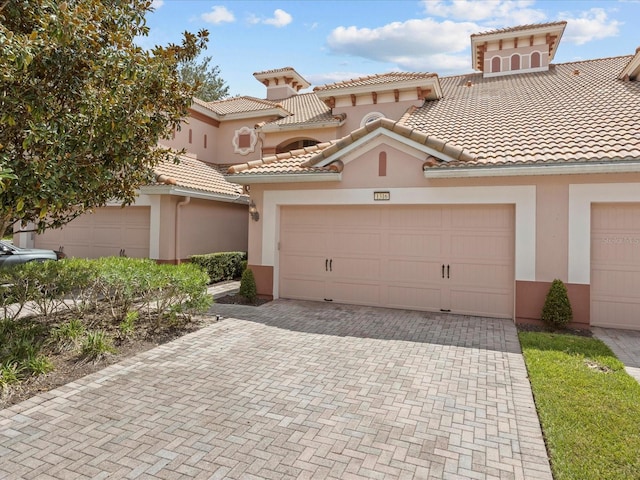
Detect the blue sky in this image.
<box><xmin>140</xmin><ymin>0</ymin><xmax>640</xmax><ymax>98</ymax></box>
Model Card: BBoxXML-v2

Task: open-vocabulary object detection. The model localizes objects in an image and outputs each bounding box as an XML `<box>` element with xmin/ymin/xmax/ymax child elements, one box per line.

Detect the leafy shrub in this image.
<box><xmin>541</xmin><ymin>279</ymin><xmax>573</xmax><ymax>329</ymax></box>
<box><xmin>80</xmin><ymin>330</ymin><xmax>116</xmax><ymax>362</ymax></box>
<box><xmin>119</xmin><ymin>311</ymin><xmax>138</xmax><ymax>339</ymax></box>
<box><xmin>49</xmin><ymin>318</ymin><xmax>86</xmax><ymax>353</ymax></box>
<box><xmin>0</xmin><ymin>318</ymin><xmax>51</xmax><ymax>385</ymax></box>
<box><xmin>239</xmin><ymin>268</ymin><xmax>257</xmax><ymax>303</ymax></box>
<box><xmin>190</xmin><ymin>252</ymin><xmax>246</xmax><ymax>283</ymax></box>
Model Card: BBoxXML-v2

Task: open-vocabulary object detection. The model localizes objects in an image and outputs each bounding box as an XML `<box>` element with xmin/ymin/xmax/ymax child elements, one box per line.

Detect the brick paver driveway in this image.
<box><xmin>0</xmin><ymin>300</ymin><xmax>551</xmax><ymax>479</ymax></box>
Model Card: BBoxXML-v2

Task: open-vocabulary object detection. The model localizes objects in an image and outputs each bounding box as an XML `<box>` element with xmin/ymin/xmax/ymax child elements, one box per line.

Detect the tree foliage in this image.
<box><xmin>0</xmin><ymin>0</ymin><xmax>208</xmax><ymax>237</ymax></box>
<box><xmin>178</xmin><ymin>55</ymin><xmax>229</xmax><ymax>102</ymax></box>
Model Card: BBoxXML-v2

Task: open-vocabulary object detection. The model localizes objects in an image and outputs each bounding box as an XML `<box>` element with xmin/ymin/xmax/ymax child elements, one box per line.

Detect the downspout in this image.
<box><xmin>175</xmin><ymin>196</ymin><xmax>191</xmax><ymax>264</ymax></box>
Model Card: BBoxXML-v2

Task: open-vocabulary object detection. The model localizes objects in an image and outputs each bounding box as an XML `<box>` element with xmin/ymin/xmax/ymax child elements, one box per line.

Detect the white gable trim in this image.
<box><xmin>314</xmin><ymin>128</ymin><xmax>462</xmax><ymax>167</ymax></box>
<box><xmin>262</xmin><ymin>185</ymin><xmax>536</xmax><ymax>298</ymax></box>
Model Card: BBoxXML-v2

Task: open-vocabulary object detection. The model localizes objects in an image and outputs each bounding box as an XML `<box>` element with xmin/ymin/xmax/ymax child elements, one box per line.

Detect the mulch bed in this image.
<box><xmin>215</xmin><ymin>294</ymin><xmax>271</xmax><ymax>307</ymax></box>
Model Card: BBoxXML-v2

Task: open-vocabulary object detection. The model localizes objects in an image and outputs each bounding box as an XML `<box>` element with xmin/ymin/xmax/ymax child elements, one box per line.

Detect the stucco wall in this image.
<box><xmin>159</xmin><ymin>114</ymin><xmax>219</xmax><ymax>163</ymax></box>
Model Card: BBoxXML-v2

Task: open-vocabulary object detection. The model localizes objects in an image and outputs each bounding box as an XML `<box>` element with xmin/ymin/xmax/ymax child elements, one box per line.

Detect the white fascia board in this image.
<box><xmin>424</xmin><ymin>161</ymin><xmax>640</xmax><ymax>178</ymax></box>
<box><xmin>140</xmin><ymin>185</ymin><xmax>249</xmax><ymax>204</ymax></box>
<box><xmin>189</xmin><ymin>103</ymin><xmax>221</xmax><ymax>121</ymax></box>
<box><xmin>315</xmin><ymin>129</ymin><xmax>460</xmax><ymax>167</ymax></box>
<box><xmin>619</xmin><ymin>53</ymin><xmax>640</xmax><ymax>80</ymax></box>
<box><xmin>225</xmin><ymin>173</ymin><xmax>341</xmax><ymax>185</ymax></box>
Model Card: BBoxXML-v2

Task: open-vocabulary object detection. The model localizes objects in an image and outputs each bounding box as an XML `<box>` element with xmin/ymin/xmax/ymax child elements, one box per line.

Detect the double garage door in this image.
<box><xmin>35</xmin><ymin>207</ymin><xmax>150</xmax><ymax>259</ymax></box>
<box><xmin>279</xmin><ymin>205</ymin><xmax>514</xmax><ymax>318</ymax></box>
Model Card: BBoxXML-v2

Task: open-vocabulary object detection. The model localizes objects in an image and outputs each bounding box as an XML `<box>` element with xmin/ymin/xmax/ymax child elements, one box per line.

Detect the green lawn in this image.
<box><xmin>519</xmin><ymin>332</ymin><xmax>640</xmax><ymax>480</ymax></box>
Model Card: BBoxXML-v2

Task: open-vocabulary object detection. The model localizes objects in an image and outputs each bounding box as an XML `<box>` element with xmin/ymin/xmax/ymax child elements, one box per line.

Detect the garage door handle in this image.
<box><xmin>325</xmin><ymin>259</ymin><xmax>328</xmax><ymax>271</ymax></box>
<box><xmin>447</xmin><ymin>264</ymin><xmax>450</xmax><ymax>278</ymax></box>
<box><xmin>442</xmin><ymin>264</ymin><xmax>445</xmax><ymax>278</ymax></box>
<box><xmin>329</xmin><ymin>259</ymin><xmax>332</xmax><ymax>272</ymax></box>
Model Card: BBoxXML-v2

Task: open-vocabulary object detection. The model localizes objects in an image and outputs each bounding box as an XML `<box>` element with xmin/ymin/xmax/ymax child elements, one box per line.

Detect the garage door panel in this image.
<box><xmin>280</xmin><ymin>277</ymin><xmax>326</xmax><ymax>301</ymax></box>
<box><xmin>450</xmin><ymin>288</ymin><xmax>512</xmax><ymax>318</ymax></box>
<box><xmin>387</xmin><ymin>259</ymin><xmax>441</xmax><ymax>283</ymax></box>
<box><xmin>389</xmin><ymin>232</ymin><xmax>441</xmax><ymax>257</ymax></box>
<box><xmin>331</xmin><ymin>257</ymin><xmax>380</xmax><ymax>280</ymax></box>
<box><xmin>327</xmin><ymin>281</ymin><xmax>380</xmax><ymax>306</ymax></box>
<box><xmin>453</xmin><ymin>239</ymin><xmax>512</xmax><ymax>261</ymax></box>
<box><xmin>389</xmin><ymin>207</ymin><xmax>443</xmax><ymax>229</ymax></box>
<box><xmin>387</xmin><ymin>285</ymin><xmax>441</xmax><ymax>311</ymax></box>
<box><xmin>330</xmin><ymin>232</ymin><xmax>381</xmax><ymax>255</ymax></box>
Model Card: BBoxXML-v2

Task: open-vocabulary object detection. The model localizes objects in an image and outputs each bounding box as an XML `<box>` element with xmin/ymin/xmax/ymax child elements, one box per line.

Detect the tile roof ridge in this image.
<box><xmin>471</xmin><ymin>20</ymin><xmax>567</xmax><ymax>37</ymax></box>
<box><xmin>204</xmin><ymin>95</ymin><xmax>281</xmax><ymax>108</ymax></box>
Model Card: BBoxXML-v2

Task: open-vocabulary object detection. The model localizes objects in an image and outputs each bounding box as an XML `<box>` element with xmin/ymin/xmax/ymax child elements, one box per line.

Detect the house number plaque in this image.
<box><xmin>374</xmin><ymin>191</ymin><xmax>390</xmax><ymax>201</ymax></box>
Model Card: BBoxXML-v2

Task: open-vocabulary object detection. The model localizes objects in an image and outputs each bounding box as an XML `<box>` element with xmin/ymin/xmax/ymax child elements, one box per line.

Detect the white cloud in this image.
<box><xmin>151</xmin><ymin>0</ymin><xmax>164</xmax><ymax>9</ymax></box>
<box><xmin>327</xmin><ymin>18</ymin><xmax>478</xmax><ymax>73</ymax></box>
<box><xmin>264</xmin><ymin>9</ymin><xmax>292</xmax><ymax>27</ymax></box>
<box><xmin>249</xmin><ymin>9</ymin><xmax>293</xmax><ymax>27</ymax></box>
<box><xmin>422</xmin><ymin>0</ymin><xmax>546</xmax><ymax>25</ymax></box>
<box><xmin>201</xmin><ymin>6</ymin><xmax>235</xmax><ymax>25</ymax></box>
<box><xmin>561</xmin><ymin>8</ymin><xmax>621</xmax><ymax>45</ymax></box>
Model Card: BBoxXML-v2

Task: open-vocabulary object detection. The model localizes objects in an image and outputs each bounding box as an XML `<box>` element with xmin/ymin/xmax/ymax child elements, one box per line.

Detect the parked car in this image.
<box><xmin>0</xmin><ymin>240</ymin><xmax>65</xmax><ymax>268</ymax></box>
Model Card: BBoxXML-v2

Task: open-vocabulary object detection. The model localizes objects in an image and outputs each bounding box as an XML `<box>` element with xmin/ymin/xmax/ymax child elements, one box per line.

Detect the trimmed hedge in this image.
<box><xmin>190</xmin><ymin>252</ymin><xmax>247</xmax><ymax>284</ymax></box>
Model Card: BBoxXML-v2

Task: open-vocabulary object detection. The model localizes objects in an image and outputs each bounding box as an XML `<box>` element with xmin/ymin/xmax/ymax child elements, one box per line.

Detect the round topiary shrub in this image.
<box><xmin>541</xmin><ymin>279</ymin><xmax>573</xmax><ymax>329</ymax></box>
<box><xmin>239</xmin><ymin>268</ymin><xmax>257</xmax><ymax>303</ymax></box>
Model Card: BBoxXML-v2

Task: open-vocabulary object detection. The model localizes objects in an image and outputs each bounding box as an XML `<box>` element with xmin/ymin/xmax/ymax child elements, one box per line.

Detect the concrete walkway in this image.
<box><xmin>1</xmin><ymin>300</ymin><xmax>551</xmax><ymax>479</ymax></box>
<box><xmin>593</xmin><ymin>327</ymin><xmax>640</xmax><ymax>383</ymax></box>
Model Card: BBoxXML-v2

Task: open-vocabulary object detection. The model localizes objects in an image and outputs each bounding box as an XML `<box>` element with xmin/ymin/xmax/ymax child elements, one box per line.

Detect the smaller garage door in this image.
<box><xmin>35</xmin><ymin>207</ymin><xmax>150</xmax><ymax>259</ymax></box>
<box><xmin>592</xmin><ymin>203</ymin><xmax>640</xmax><ymax>330</ymax></box>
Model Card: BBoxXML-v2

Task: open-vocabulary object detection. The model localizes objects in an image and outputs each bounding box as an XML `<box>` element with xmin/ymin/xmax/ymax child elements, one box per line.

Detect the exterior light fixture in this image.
<box><xmin>248</xmin><ymin>200</ymin><xmax>260</xmax><ymax>221</ymax></box>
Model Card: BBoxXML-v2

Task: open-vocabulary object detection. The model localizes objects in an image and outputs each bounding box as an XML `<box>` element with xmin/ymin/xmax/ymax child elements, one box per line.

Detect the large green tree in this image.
<box><xmin>178</xmin><ymin>55</ymin><xmax>229</xmax><ymax>102</ymax></box>
<box><xmin>0</xmin><ymin>0</ymin><xmax>208</xmax><ymax>237</ymax></box>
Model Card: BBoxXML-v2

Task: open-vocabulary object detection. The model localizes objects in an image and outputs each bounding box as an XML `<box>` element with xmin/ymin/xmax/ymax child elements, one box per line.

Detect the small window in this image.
<box><xmin>188</xmin><ymin>129</ymin><xmax>192</xmax><ymax>144</ymax></box>
<box><xmin>531</xmin><ymin>51</ymin><xmax>541</xmax><ymax>68</ymax></box>
<box><xmin>511</xmin><ymin>54</ymin><xmax>521</xmax><ymax>71</ymax></box>
<box><xmin>360</xmin><ymin>112</ymin><xmax>385</xmax><ymax>128</ymax></box>
<box><xmin>204</xmin><ymin>134</ymin><xmax>207</xmax><ymax>149</ymax></box>
<box><xmin>491</xmin><ymin>56</ymin><xmax>501</xmax><ymax>73</ymax></box>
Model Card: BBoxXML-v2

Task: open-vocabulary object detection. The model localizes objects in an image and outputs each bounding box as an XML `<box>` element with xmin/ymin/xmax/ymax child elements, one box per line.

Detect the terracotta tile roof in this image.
<box><xmin>470</xmin><ymin>21</ymin><xmax>567</xmax><ymax>38</ymax></box>
<box><xmin>313</xmin><ymin>72</ymin><xmax>437</xmax><ymax>92</ymax></box>
<box><xmin>154</xmin><ymin>154</ymin><xmax>245</xmax><ymax>197</ymax></box>
<box><xmin>227</xmin><ymin>118</ymin><xmax>474</xmax><ymax>176</ymax></box>
<box><xmin>227</xmin><ymin>142</ymin><xmax>340</xmax><ymax>176</ymax></box>
<box><xmin>253</xmin><ymin>66</ymin><xmax>298</xmax><ymax>76</ymax></box>
<box><xmin>262</xmin><ymin>93</ymin><xmax>339</xmax><ymax>127</ymax></box>
<box><xmin>404</xmin><ymin>56</ymin><xmax>640</xmax><ymax>168</ymax></box>
<box><xmin>227</xmin><ymin>55</ymin><xmax>640</xmax><ymax>178</ymax></box>
<box><xmin>195</xmin><ymin>96</ymin><xmax>288</xmax><ymax>116</ymax></box>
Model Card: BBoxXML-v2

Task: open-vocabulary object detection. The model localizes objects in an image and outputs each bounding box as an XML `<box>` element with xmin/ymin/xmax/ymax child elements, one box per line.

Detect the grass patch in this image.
<box><xmin>519</xmin><ymin>331</ymin><xmax>640</xmax><ymax>480</ymax></box>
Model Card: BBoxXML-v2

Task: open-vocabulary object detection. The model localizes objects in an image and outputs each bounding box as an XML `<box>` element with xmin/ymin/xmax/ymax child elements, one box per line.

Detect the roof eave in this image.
<box><xmin>424</xmin><ymin>160</ymin><xmax>640</xmax><ymax>178</ymax></box>
<box><xmin>315</xmin><ymin>77</ymin><xmax>441</xmax><ymax>100</ymax></box>
<box><xmin>226</xmin><ymin>172</ymin><xmax>342</xmax><ymax>185</ymax></box>
<box><xmin>140</xmin><ymin>185</ymin><xmax>249</xmax><ymax>203</ymax></box>
<box><xmin>219</xmin><ymin>107</ymin><xmax>291</xmax><ymax>121</ymax></box>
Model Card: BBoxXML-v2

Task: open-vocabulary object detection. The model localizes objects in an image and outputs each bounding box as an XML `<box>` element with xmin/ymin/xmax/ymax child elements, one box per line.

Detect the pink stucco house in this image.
<box><xmin>23</xmin><ymin>21</ymin><xmax>640</xmax><ymax>330</ymax></box>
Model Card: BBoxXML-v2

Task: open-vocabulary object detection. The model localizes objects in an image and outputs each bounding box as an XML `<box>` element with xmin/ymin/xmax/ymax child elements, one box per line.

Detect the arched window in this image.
<box><xmin>511</xmin><ymin>54</ymin><xmax>521</xmax><ymax>71</ymax></box>
<box><xmin>491</xmin><ymin>56</ymin><xmax>501</xmax><ymax>73</ymax></box>
<box><xmin>360</xmin><ymin>112</ymin><xmax>385</xmax><ymax>128</ymax></box>
<box><xmin>531</xmin><ymin>51</ymin><xmax>541</xmax><ymax>68</ymax></box>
